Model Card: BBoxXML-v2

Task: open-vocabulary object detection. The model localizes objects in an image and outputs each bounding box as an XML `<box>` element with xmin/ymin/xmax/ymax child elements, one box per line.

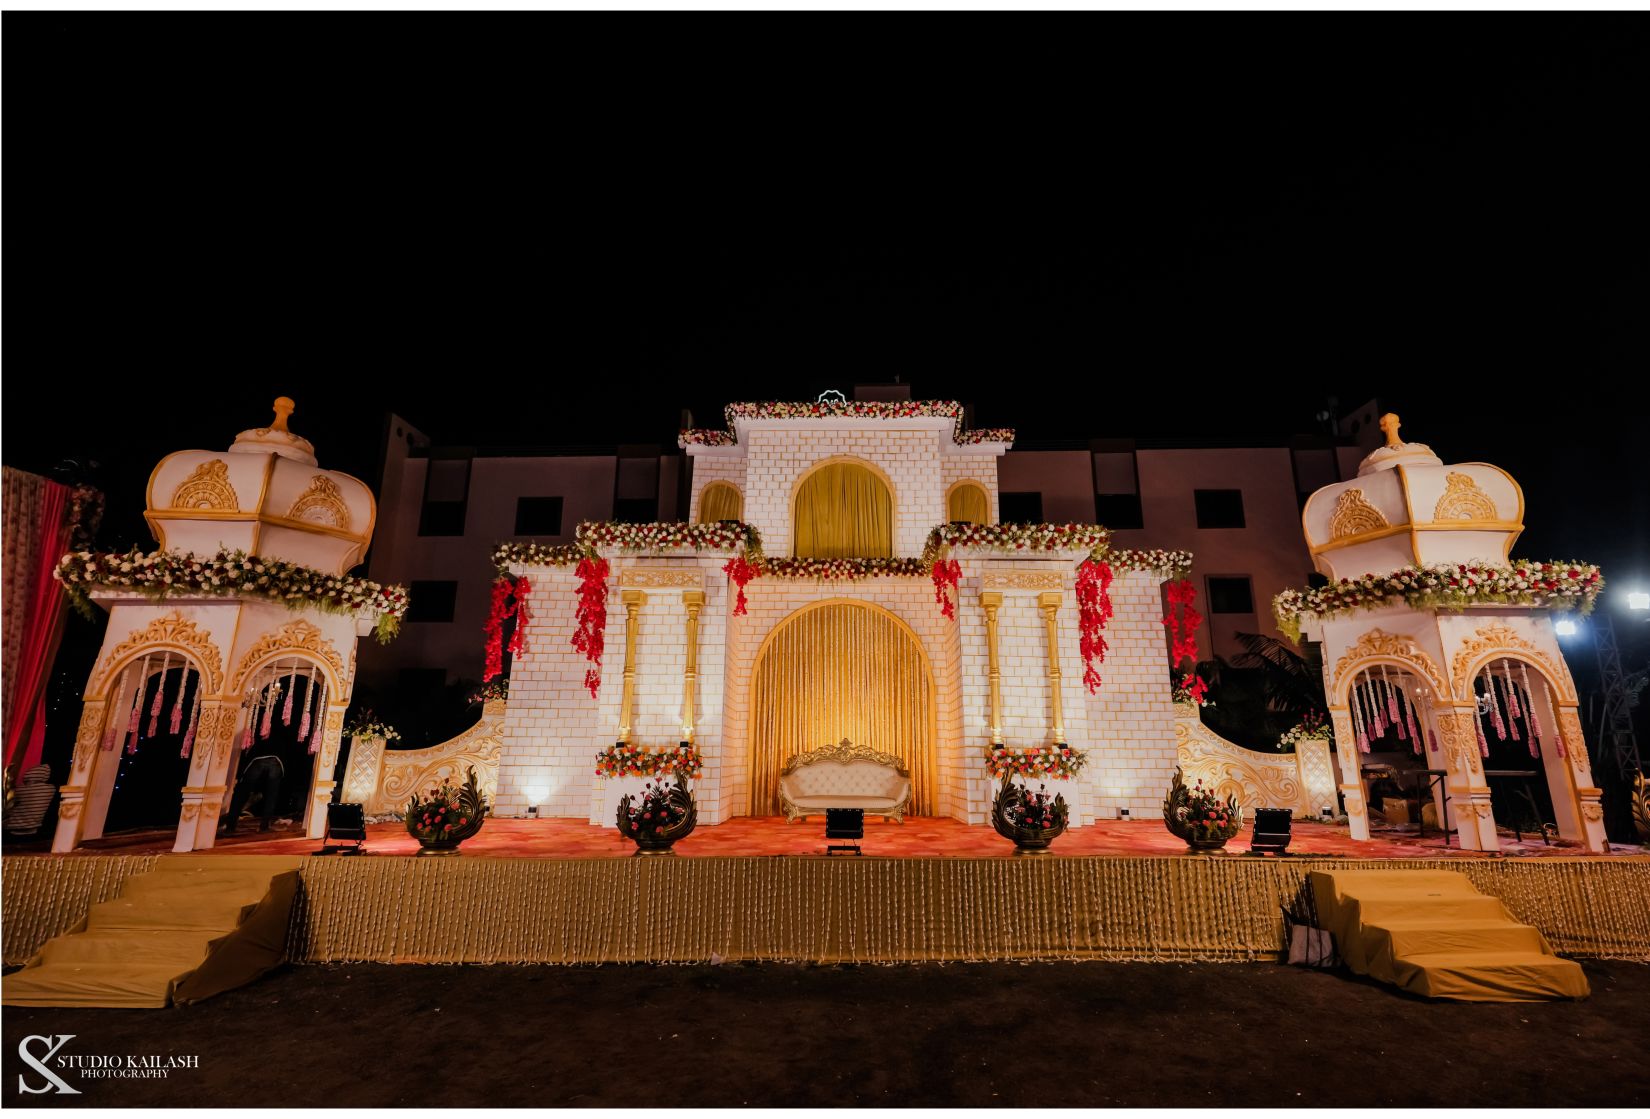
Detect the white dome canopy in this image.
<box><xmin>1301</xmin><ymin>413</ymin><xmax>1523</xmax><ymax>581</ymax></box>
<box><xmin>144</xmin><ymin>397</ymin><xmax>376</xmax><ymax>575</ymax></box>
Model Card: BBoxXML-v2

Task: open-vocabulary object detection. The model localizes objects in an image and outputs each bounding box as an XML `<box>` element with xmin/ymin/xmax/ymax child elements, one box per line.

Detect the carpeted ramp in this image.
<box><xmin>1</xmin><ymin>855</ymin><xmax>302</xmax><ymax>1008</ymax></box>
<box><xmin>1309</xmin><ymin>868</ymin><xmax>1590</xmax><ymax>1002</ymax></box>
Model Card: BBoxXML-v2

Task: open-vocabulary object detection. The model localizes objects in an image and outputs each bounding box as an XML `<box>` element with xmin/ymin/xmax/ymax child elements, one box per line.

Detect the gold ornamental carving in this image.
<box><xmin>230</xmin><ymin>619</ymin><xmax>346</xmax><ymax>694</ymax></box>
<box><xmin>1473</xmin><ymin>803</ymin><xmax>1495</xmax><ymax>820</ymax></box>
<box><xmin>1433</xmin><ymin>472</ymin><xmax>1497</xmax><ymax>521</ymax></box>
<box><xmin>782</xmin><ymin>739</ymin><xmax>910</xmax><ymax>776</ymax></box>
<box><xmin>619</xmin><ymin>569</ymin><xmax>703</xmax><ymax>588</ymax></box>
<box><xmin>1328</xmin><ymin>488</ymin><xmax>1389</xmax><ymax>540</ymax></box>
<box><xmin>373</xmin><ymin>702</ymin><xmax>505</xmax><ymax>813</ymax></box>
<box><xmin>287</xmin><ymin>475</ymin><xmax>352</xmax><ymax>531</ymax></box>
<box><xmin>1330</xmin><ymin>628</ymin><xmax>1447</xmax><ymax>699</ymax></box>
<box><xmin>1436</xmin><ymin>710</ymin><xmax>1482</xmax><ymax>776</ymax></box>
<box><xmin>180</xmin><ymin>803</ymin><xmax>200</xmax><ymax>821</ymax></box>
<box><xmin>189</xmin><ymin>704</ymin><xmax>240</xmax><ymax>767</ymax></box>
<box><xmin>1174</xmin><ymin>715</ymin><xmax>1305</xmax><ymax>812</ymax></box>
<box><xmin>1450</xmin><ymin>622</ymin><xmax>1576</xmax><ymax>703</ymax></box>
<box><xmin>71</xmin><ymin>702</ymin><xmax>107</xmax><ymax>772</ymax></box>
<box><xmin>979</xmin><ymin>571</ymin><xmax>1063</xmax><ymax>591</ymax></box>
<box><xmin>169</xmin><ymin>459</ymin><xmax>239</xmax><ymax>511</ymax></box>
<box><xmin>99</xmin><ymin>613</ymin><xmax>225</xmax><ymax>696</ymax></box>
<box><xmin>58</xmin><ymin>800</ymin><xmax>83</xmax><ymax>819</ymax></box>
<box><xmin>1580</xmin><ymin>802</ymin><xmax>1604</xmax><ymax>822</ymax></box>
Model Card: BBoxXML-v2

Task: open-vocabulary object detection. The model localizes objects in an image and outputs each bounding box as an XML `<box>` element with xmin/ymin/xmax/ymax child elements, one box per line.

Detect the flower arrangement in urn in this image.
<box><xmin>405</xmin><ymin>766</ymin><xmax>487</xmax><ymax>855</ymax></box>
<box><xmin>616</xmin><ymin>777</ymin><xmax>697</xmax><ymax>856</ymax></box>
<box><xmin>1162</xmin><ymin>767</ymin><xmax>1242</xmax><ymax>852</ymax></box>
<box><xmin>991</xmin><ymin>777</ymin><xmax>1069</xmax><ymax>856</ymax></box>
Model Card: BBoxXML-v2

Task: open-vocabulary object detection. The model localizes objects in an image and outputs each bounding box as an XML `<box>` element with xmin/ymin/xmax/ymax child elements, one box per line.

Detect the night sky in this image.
<box><xmin>5</xmin><ymin>19</ymin><xmax>1646</xmax><ymax>592</ymax></box>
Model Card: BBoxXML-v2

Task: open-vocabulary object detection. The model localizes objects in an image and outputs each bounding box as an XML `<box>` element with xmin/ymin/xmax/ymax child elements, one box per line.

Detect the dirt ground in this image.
<box><xmin>6</xmin><ymin>959</ymin><xmax>1648</xmax><ymax>1107</ymax></box>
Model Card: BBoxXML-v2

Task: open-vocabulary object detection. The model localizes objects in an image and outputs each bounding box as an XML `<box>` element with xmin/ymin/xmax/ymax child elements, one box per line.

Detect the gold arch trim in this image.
<box><xmin>946</xmin><ymin>479</ymin><xmax>991</xmax><ymax>525</ymax></box>
<box><xmin>94</xmin><ymin>613</ymin><xmax>225</xmax><ymax>697</ymax></box>
<box><xmin>287</xmin><ymin>475</ymin><xmax>353</xmax><ymax>531</ymax></box>
<box><xmin>696</xmin><ymin>481</ymin><xmax>744</xmax><ymax>523</ymax></box>
<box><xmin>1450</xmin><ymin>622</ymin><xmax>1577</xmax><ymax>704</ymax></box>
<box><xmin>230</xmin><ymin>619</ymin><xmax>347</xmax><ymax>695</ymax></box>
<box><xmin>747</xmin><ymin>599</ymin><xmax>936</xmax><ymax>816</ymax></box>
<box><xmin>1433</xmin><ymin>472</ymin><xmax>1497</xmax><ymax>521</ymax></box>
<box><xmin>1329</xmin><ymin>628</ymin><xmax>1448</xmax><ymax>702</ymax></box>
<box><xmin>1328</xmin><ymin>488</ymin><xmax>1389</xmax><ymax>540</ymax></box>
<box><xmin>790</xmin><ymin>457</ymin><xmax>895</xmax><ymax>559</ymax></box>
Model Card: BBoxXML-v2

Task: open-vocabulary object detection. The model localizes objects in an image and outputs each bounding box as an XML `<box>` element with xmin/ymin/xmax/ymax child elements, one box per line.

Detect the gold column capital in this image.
<box><xmin>1037</xmin><ymin>590</ymin><xmax>1063</xmax><ymax>614</ymax></box>
<box><xmin>979</xmin><ymin>590</ymin><xmax>1003</xmax><ymax>611</ymax></box>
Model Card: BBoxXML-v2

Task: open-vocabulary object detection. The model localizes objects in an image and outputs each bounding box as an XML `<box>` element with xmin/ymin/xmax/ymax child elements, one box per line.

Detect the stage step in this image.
<box><xmin>1309</xmin><ymin>869</ymin><xmax>1589</xmax><ymax>1003</ymax></box>
<box><xmin>1</xmin><ymin>855</ymin><xmax>303</xmax><ymax>1009</ymax></box>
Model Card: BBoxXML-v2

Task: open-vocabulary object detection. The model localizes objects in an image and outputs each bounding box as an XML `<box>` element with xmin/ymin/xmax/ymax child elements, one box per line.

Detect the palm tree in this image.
<box><xmin>1197</xmin><ymin>633</ymin><xmax>1328</xmax><ymax>751</ymax></box>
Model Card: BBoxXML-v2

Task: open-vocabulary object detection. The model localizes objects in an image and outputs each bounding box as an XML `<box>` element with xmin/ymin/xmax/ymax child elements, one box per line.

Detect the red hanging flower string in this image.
<box><xmin>482</xmin><ymin>577</ymin><xmax>513</xmax><ymax>683</ymax></box>
<box><xmin>506</xmin><ymin>576</ymin><xmax>532</xmax><ymax>658</ymax></box>
<box><xmin>1164</xmin><ymin>578</ymin><xmax>1202</xmax><ymax>667</ymax></box>
<box><xmin>571</xmin><ymin>557</ymin><xmax>610</xmax><ymax>698</ymax></box>
<box><xmin>723</xmin><ymin>554</ymin><xmax>759</xmax><ymax>616</ymax></box>
<box><xmin>1076</xmin><ymin>558</ymin><xmax>1114</xmax><ymax>694</ymax></box>
<box><xmin>931</xmin><ymin>558</ymin><xmax>962</xmax><ymax>620</ymax></box>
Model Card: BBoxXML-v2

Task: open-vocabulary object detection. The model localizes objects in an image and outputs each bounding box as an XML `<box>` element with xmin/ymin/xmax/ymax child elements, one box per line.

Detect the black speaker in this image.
<box><xmin>1249</xmin><ymin>807</ymin><xmax>1293</xmax><ymax>855</ymax></box>
<box><xmin>319</xmin><ymin>801</ymin><xmax>368</xmax><ymax>854</ymax></box>
<box><xmin>825</xmin><ymin>808</ymin><xmax>864</xmax><ymax>855</ymax></box>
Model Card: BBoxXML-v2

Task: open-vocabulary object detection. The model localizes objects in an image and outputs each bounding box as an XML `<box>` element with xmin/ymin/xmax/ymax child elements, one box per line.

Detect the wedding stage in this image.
<box><xmin>6</xmin><ymin>839</ymin><xmax>1646</xmax><ymax>971</ymax></box>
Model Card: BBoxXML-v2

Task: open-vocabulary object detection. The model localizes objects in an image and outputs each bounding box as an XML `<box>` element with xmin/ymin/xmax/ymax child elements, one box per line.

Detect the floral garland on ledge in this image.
<box><xmin>343</xmin><ymin>711</ymin><xmax>401</xmax><ymax>743</ymax></box>
<box><xmin>482</xmin><ymin>575</ymin><xmax>532</xmax><ymax>682</ymax></box>
<box><xmin>1273</xmin><ymin>559</ymin><xmax>1604</xmax><ymax>643</ymax></box>
<box><xmin>575</xmin><ymin>519</ymin><xmax>761</xmax><ymax>555</ymax></box>
<box><xmin>986</xmin><ymin>743</ymin><xmax>1089</xmax><ymax>781</ymax></box>
<box><xmin>922</xmin><ymin>522</ymin><xmax>1111</xmax><ymax>564</ymax></box>
<box><xmin>1277</xmin><ymin>711</ymin><xmax>1332</xmax><ymax>751</ymax></box>
<box><xmin>54</xmin><ymin>548</ymin><xmax>408</xmax><ymax>643</ymax></box>
<box><xmin>679</xmin><ymin>399</ymin><xmax>1016</xmax><ymax>449</ymax></box>
<box><xmin>595</xmin><ymin>742</ymin><xmax>704</xmax><ymax>780</ymax></box>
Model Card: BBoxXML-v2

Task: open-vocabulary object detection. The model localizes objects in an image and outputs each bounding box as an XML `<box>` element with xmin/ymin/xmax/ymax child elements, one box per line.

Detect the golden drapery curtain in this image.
<box><xmin>947</xmin><ymin>482</ymin><xmax>990</xmax><ymax>525</ymax></box>
<box><xmin>697</xmin><ymin>482</ymin><xmax>743</xmax><ymax>523</ymax></box>
<box><xmin>791</xmin><ymin>461</ymin><xmax>892</xmax><ymax>558</ymax></box>
<box><xmin>747</xmin><ymin>602</ymin><xmax>934</xmax><ymax>816</ymax></box>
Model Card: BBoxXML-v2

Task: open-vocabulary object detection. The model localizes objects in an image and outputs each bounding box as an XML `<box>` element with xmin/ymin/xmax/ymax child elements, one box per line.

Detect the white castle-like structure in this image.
<box><xmin>53</xmin><ymin>400</ymin><xmax>380</xmax><ymax>852</ymax></box>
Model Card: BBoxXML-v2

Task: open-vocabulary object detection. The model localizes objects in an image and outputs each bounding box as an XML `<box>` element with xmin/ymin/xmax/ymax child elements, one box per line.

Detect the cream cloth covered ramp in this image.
<box><xmin>1310</xmin><ymin>868</ymin><xmax>1591</xmax><ymax>1002</ymax></box>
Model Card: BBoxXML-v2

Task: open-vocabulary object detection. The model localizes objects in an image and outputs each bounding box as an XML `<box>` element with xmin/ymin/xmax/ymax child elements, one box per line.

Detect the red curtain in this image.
<box><xmin>3</xmin><ymin>468</ymin><xmax>74</xmax><ymax>774</ymax></box>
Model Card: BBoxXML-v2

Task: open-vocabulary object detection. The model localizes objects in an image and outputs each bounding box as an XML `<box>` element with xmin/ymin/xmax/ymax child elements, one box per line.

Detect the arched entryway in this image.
<box><xmin>746</xmin><ymin>599</ymin><xmax>936</xmax><ymax>816</ymax></box>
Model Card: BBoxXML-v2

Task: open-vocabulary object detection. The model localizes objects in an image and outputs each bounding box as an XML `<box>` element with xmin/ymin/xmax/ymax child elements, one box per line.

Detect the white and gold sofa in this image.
<box><xmin>779</xmin><ymin>740</ymin><xmax>911</xmax><ymax>823</ymax></box>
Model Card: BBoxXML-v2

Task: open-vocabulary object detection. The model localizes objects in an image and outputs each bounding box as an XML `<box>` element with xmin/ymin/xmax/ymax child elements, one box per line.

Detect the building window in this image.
<box><xmin>998</xmin><ymin>491</ymin><xmax>1043</xmax><ymax>523</ymax></box>
<box><xmin>1206</xmin><ymin>576</ymin><xmax>1255</xmax><ymax>615</ymax></box>
<box><xmin>418</xmin><ymin>501</ymin><xmax>466</xmax><ymax>536</ymax></box>
<box><xmin>406</xmin><ymin>581</ymin><xmax>458</xmax><ymax>623</ymax></box>
<box><xmin>1194</xmin><ymin>489</ymin><xmax>1245</xmax><ymax>529</ymax></box>
<box><xmin>697</xmin><ymin>482</ymin><xmax>743</xmax><ymax>523</ymax></box>
<box><xmin>1094</xmin><ymin>493</ymin><xmax>1144</xmax><ymax>530</ymax></box>
<box><xmin>515</xmin><ymin>497</ymin><xmax>564</xmax><ymax>537</ymax></box>
<box><xmin>612</xmin><ymin>497</ymin><xmax>657</xmax><ymax>524</ymax></box>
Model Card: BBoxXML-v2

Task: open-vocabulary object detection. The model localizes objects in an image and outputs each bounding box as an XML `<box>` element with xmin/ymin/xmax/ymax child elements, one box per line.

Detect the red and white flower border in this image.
<box><xmin>595</xmin><ymin>741</ymin><xmax>704</xmax><ymax>780</ymax></box>
<box><xmin>679</xmin><ymin>399</ymin><xmax>1015</xmax><ymax>448</ymax></box>
<box><xmin>1273</xmin><ymin>559</ymin><xmax>1604</xmax><ymax>643</ymax></box>
<box><xmin>54</xmin><ymin>548</ymin><xmax>409</xmax><ymax>643</ymax></box>
<box><xmin>985</xmin><ymin>743</ymin><xmax>1089</xmax><ymax>781</ymax></box>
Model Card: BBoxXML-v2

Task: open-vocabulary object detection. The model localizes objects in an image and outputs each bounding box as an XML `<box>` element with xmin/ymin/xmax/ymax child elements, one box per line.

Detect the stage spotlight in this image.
<box><xmin>1249</xmin><ymin>808</ymin><xmax>1292</xmax><ymax>855</ymax></box>
<box><xmin>1628</xmin><ymin>591</ymin><xmax>1650</xmax><ymax>611</ymax></box>
<box><xmin>319</xmin><ymin>802</ymin><xmax>367</xmax><ymax>855</ymax></box>
<box><xmin>1555</xmin><ymin>619</ymin><xmax>1578</xmax><ymax>637</ymax></box>
<box><xmin>825</xmin><ymin>808</ymin><xmax>864</xmax><ymax>856</ymax></box>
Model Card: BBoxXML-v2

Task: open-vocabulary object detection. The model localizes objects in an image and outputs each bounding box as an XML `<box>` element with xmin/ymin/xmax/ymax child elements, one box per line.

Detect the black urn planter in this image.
<box><xmin>991</xmin><ymin>777</ymin><xmax>1069</xmax><ymax>856</ymax></box>
<box><xmin>616</xmin><ymin>779</ymin><xmax>698</xmax><ymax>856</ymax></box>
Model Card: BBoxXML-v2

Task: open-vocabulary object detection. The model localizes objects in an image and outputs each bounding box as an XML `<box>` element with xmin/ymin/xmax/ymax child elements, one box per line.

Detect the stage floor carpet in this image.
<box><xmin>30</xmin><ymin>815</ymin><xmax>1646</xmax><ymax>860</ymax></box>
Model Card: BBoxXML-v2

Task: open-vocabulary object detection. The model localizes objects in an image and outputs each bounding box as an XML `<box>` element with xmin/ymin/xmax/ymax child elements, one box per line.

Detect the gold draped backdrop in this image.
<box><xmin>791</xmin><ymin>462</ymin><xmax>892</xmax><ymax>558</ymax></box>
<box><xmin>947</xmin><ymin>482</ymin><xmax>989</xmax><ymax>525</ymax></box>
<box><xmin>747</xmin><ymin>602</ymin><xmax>935</xmax><ymax>816</ymax></box>
<box><xmin>697</xmin><ymin>482</ymin><xmax>743</xmax><ymax>523</ymax></box>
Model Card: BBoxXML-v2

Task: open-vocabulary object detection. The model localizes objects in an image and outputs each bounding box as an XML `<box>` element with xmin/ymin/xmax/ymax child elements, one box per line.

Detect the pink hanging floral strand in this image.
<box><xmin>168</xmin><ymin>658</ymin><xmax>187</xmax><ymax>734</ymax></box>
<box><xmin>282</xmin><ymin>664</ymin><xmax>297</xmax><ymax>726</ymax></box>
<box><xmin>307</xmin><ymin>681</ymin><xmax>327</xmax><ymax>754</ymax></box>
<box><xmin>1521</xmin><ymin>662</ymin><xmax>1544</xmax><ymax>757</ymax></box>
<box><xmin>104</xmin><ymin>666</ymin><xmax>128</xmax><ymax>751</ymax></box>
<box><xmin>127</xmin><ymin>655</ymin><xmax>149</xmax><ymax>754</ymax></box>
<box><xmin>298</xmin><ymin>665</ymin><xmax>316</xmax><ymax>739</ymax></box>
<box><xmin>180</xmin><ymin>689</ymin><xmax>201</xmax><ymax>759</ymax></box>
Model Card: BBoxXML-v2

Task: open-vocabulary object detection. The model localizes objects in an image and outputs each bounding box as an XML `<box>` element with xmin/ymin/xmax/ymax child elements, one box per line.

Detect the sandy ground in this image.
<box><xmin>6</xmin><ymin>959</ymin><xmax>1648</xmax><ymax>1107</ymax></box>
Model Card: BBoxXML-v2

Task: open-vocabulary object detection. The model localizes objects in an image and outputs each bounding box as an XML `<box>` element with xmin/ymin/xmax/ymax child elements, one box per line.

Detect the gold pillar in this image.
<box><xmin>617</xmin><ymin>590</ymin><xmax>647</xmax><ymax>743</ymax></box>
<box><xmin>681</xmin><ymin>590</ymin><xmax>705</xmax><ymax>742</ymax></box>
<box><xmin>980</xmin><ymin>591</ymin><xmax>1004</xmax><ymax>746</ymax></box>
<box><xmin>1038</xmin><ymin>591</ymin><xmax>1065</xmax><ymax>744</ymax></box>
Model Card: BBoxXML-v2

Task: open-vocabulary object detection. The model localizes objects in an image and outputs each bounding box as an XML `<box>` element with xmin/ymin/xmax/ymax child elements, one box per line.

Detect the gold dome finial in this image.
<box><xmin>271</xmin><ymin>397</ymin><xmax>296</xmax><ymax>433</ymax></box>
<box><xmin>1379</xmin><ymin>412</ymin><xmax>1402</xmax><ymax>448</ymax></box>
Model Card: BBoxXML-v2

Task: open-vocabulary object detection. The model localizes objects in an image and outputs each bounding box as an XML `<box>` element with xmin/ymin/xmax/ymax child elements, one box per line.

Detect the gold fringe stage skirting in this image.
<box><xmin>5</xmin><ymin>854</ymin><xmax>1648</xmax><ymax>967</ymax></box>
